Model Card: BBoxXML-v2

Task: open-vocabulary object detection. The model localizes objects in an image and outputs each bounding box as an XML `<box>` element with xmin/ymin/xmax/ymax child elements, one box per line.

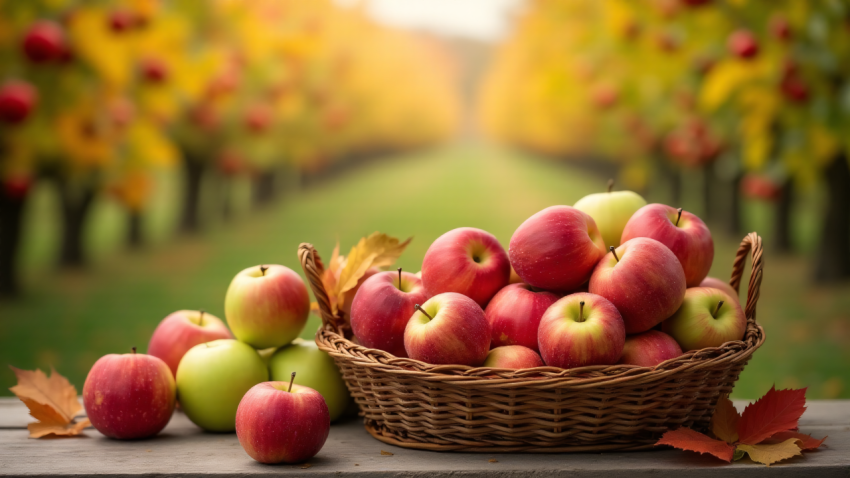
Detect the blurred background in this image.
<box><xmin>1</xmin><ymin>0</ymin><xmax>849</xmax><ymax>399</ymax></box>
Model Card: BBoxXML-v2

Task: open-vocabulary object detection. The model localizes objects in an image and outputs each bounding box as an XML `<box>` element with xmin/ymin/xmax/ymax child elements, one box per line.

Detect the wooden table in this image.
<box><xmin>1</xmin><ymin>398</ymin><xmax>848</xmax><ymax>477</ymax></box>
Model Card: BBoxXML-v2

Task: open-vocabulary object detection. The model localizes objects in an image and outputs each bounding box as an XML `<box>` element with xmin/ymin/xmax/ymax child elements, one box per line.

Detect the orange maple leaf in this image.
<box><xmin>737</xmin><ymin>386</ymin><xmax>807</xmax><ymax>445</ymax></box>
<box><xmin>766</xmin><ymin>431</ymin><xmax>827</xmax><ymax>451</ymax></box>
<box><xmin>656</xmin><ymin>427</ymin><xmax>735</xmax><ymax>462</ymax></box>
<box><xmin>9</xmin><ymin>366</ymin><xmax>91</xmax><ymax>438</ymax></box>
<box><xmin>710</xmin><ymin>396</ymin><xmax>740</xmax><ymax>443</ymax></box>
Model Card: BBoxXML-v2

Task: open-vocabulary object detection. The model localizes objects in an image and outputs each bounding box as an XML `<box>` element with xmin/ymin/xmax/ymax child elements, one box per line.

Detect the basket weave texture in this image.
<box><xmin>300</xmin><ymin>232</ymin><xmax>766</xmax><ymax>452</ymax></box>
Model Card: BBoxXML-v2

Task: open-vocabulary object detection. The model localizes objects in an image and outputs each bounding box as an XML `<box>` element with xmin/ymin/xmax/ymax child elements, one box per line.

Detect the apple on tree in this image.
<box><xmin>618</xmin><ymin>330</ymin><xmax>683</xmax><ymax>367</ymax></box>
<box><xmin>236</xmin><ymin>373</ymin><xmax>330</xmax><ymax>464</ymax></box>
<box><xmin>0</xmin><ymin>81</ymin><xmax>37</xmax><ymax>124</ymax></box>
<box><xmin>573</xmin><ymin>180</ymin><xmax>647</xmax><ymax>248</ymax></box>
<box><xmin>483</xmin><ymin>345</ymin><xmax>544</xmax><ymax>369</ymax></box>
<box><xmin>484</xmin><ymin>282</ymin><xmax>559</xmax><ymax>352</ymax></box>
<box><xmin>147</xmin><ymin>309</ymin><xmax>233</xmax><ymax>377</ymax></box>
<box><xmin>589</xmin><ymin>237</ymin><xmax>687</xmax><ymax>334</ymax></box>
<box><xmin>662</xmin><ymin>287</ymin><xmax>747</xmax><ymax>352</ymax></box>
<box><xmin>538</xmin><ymin>293</ymin><xmax>625</xmax><ymax>369</ymax></box>
<box><xmin>176</xmin><ymin>339</ymin><xmax>268</xmax><ymax>432</ymax></box>
<box><xmin>83</xmin><ymin>347</ymin><xmax>175</xmax><ymax>439</ymax></box>
<box><xmin>225</xmin><ymin>264</ymin><xmax>310</xmax><ymax>349</ymax></box>
<box><xmin>22</xmin><ymin>20</ymin><xmax>66</xmax><ymax>63</ymax></box>
<box><xmin>404</xmin><ymin>292</ymin><xmax>490</xmax><ymax>366</ymax></box>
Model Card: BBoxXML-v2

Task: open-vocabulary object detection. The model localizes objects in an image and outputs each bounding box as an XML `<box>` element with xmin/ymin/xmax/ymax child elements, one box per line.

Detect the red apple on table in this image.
<box><xmin>621</xmin><ymin>204</ymin><xmax>714</xmax><ymax>287</ymax></box>
<box><xmin>618</xmin><ymin>330</ymin><xmax>683</xmax><ymax>367</ymax></box>
<box><xmin>225</xmin><ymin>264</ymin><xmax>310</xmax><ymax>349</ymax></box>
<box><xmin>350</xmin><ymin>268</ymin><xmax>429</xmax><ymax>357</ymax></box>
<box><xmin>589</xmin><ymin>237</ymin><xmax>687</xmax><ymax>334</ymax></box>
<box><xmin>236</xmin><ymin>375</ymin><xmax>329</xmax><ymax>464</ymax></box>
<box><xmin>0</xmin><ymin>80</ymin><xmax>37</xmax><ymax>124</ymax></box>
<box><xmin>22</xmin><ymin>20</ymin><xmax>66</xmax><ymax>63</ymax></box>
<box><xmin>485</xmin><ymin>283</ymin><xmax>559</xmax><ymax>352</ymax></box>
<box><xmin>699</xmin><ymin>276</ymin><xmax>738</xmax><ymax>303</ymax></box>
<box><xmin>83</xmin><ymin>347</ymin><xmax>175</xmax><ymax>439</ymax></box>
<box><xmin>662</xmin><ymin>287</ymin><xmax>747</xmax><ymax>351</ymax></box>
<box><xmin>509</xmin><ymin>206</ymin><xmax>607</xmax><ymax>292</ymax></box>
<box><xmin>147</xmin><ymin>309</ymin><xmax>233</xmax><ymax>377</ymax></box>
<box><xmin>538</xmin><ymin>293</ymin><xmax>625</xmax><ymax>369</ymax></box>
<box><xmin>403</xmin><ymin>292</ymin><xmax>490</xmax><ymax>366</ymax></box>
<box><xmin>421</xmin><ymin>227</ymin><xmax>510</xmax><ymax>307</ymax></box>
<box><xmin>483</xmin><ymin>345</ymin><xmax>544</xmax><ymax>369</ymax></box>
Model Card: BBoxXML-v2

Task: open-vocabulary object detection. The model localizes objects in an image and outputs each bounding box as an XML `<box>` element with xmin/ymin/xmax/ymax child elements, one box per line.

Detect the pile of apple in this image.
<box><xmin>350</xmin><ymin>185</ymin><xmax>746</xmax><ymax>371</ymax></box>
<box><xmin>81</xmin><ymin>265</ymin><xmax>345</xmax><ymax>464</ymax></box>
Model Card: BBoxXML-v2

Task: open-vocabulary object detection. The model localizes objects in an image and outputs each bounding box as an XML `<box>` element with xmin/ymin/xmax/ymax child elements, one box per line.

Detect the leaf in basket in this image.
<box><xmin>737</xmin><ymin>386</ymin><xmax>807</xmax><ymax>445</ymax></box>
<box><xmin>765</xmin><ymin>431</ymin><xmax>827</xmax><ymax>451</ymax></box>
<box><xmin>320</xmin><ymin>241</ymin><xmax>343</xmax><ymax>314</ymax></box>
<box><xmin>9</xmin><ymin>366</ymin><xmax>90</xmax><ymax>438</ymax></box>
<box><xmin>710</xmin><ymin>396</ymin><xmax>740</xmax><ymax>443</ymax></box>
<box><xmin>656</xmin><ymin>428</ymin><xmax>735</xmax><ymax>462</ymax></box>
<box><xmin>335</xmin><ymin>233</ymin><xmax>411</xmax><ymax>302</ymax></box>
<box><xmin>737</xmin><ymin>438</ymin><xmax>802</xmax><ymax>466</ymax></box>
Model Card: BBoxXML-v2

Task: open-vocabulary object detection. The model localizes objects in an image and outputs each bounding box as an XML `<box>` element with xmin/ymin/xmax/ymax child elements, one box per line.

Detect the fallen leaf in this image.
<box><xmin>711</xmin><ymin>396</ymin><xmax>740</xmax><ymax>443</ymax></box>
<box><xmin>380</xmin><ymin>450</ymin><xmax>394</xmax><ymax>456</ymax></box>
<box><xmin>9</xmin><ymin>366</ymin><xmax>90</xmax><ymax>438</ymax></box>
<box><xmin>656</xmin><ymin>428</ymin><xmax>735</xmax><ymax>462</ymax></box>
<box><xmin>766</xmin><ymin>431</ymin><xmax>827</xmax><ymax>450</ymax></box>
<box><xmin>738</xmin><ymin>386</ymin><xmax>807</xmax><ymax>445</ymax></box>
<box><xmin>488</xmin><ymin>458</ymin><xmax>498</xmax><ymax>463</ymax></box>
<box><xmin>737</xmin><ymin>438</ymin><xmax>802</xmax><ymax>466</ymax></box>
<box><xmin>300</xmin><ymin>463</ymin><xmax>312</xmax><ymax>469</ymax></box>
<box><xmin>335</xmin><ymin>233</ymin><xmax>411</xmax><ymax>306</ymax></box>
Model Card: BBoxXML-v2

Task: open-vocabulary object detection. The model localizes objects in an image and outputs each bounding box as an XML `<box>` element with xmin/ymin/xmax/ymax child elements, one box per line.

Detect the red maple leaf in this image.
<box><xmin>656</xmin><ymin>427</ymin><xmax>735</xmax><ymax>462</ymax></box>
<box><xmin>767</xmin><ymin>431</ymin><xmax>827</xmax><ymax>451</ymax></box>
<box><xmin>737</xmin><ymin>386</ymin><xmax>807</xmax><ymax>445</ymax></box>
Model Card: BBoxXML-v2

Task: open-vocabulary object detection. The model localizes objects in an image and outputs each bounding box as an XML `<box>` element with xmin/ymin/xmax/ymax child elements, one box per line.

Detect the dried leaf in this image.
<box><xmin>370</xmin><ymin>236</ymin><xmax>412</xmax><ymax>269</ymax></box>
<box><xmin>335</xmin><ymin>233</ymin><xmax>411</xmax><ymax>303</ymax></box>
<box><xmin>711</xmin><ymin>396</ymin><xmax>740</xmax><ymax>443</ymax></box>
<box><xmin>9</xmin><ymin>366</ymin><xmax>90</xmax><ymax>438</ymax></box>
<box><xmin>380</xmin><ymin>450</ymin><xmax>394</xmax><ymax>456</ymax></box>
<box><xmin>737</xmin><ymin>438</ymin><xmax>802</xmax><ymax>466</ymax></box>
<box><xmin>766</xmin><ymin>431</ymin><xmax>827</xmax><ymax>451</ymax></box>
<box><xmin>656</xmin><ymin>428</ymin><xmax>735</xmax><ymax>462</ymax></box>
<box><xmin>738</xmin><ymin>386</ymin><xmax>807</xmax><ymax>445</ymax></box>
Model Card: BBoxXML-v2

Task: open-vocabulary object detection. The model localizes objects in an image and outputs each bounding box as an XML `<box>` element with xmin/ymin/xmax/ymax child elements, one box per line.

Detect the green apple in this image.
<box><xmin>662</xmin><ymin>287</ymin><xmax>747</xmax><ymax>351</ymax></box>
<box><xmin>176</xmin><ymin>339</ymin><xmax>268</xmax><ymax>432</ymax></box>
<box><xmin>268</xmin><ymin>338</ymin><xmax>351</xmax><ymax>422</ymax></box>
<box><xmin>574</xmin><ymin>183</ymin><xmax>647</xmax><ymax>248</ymax></box>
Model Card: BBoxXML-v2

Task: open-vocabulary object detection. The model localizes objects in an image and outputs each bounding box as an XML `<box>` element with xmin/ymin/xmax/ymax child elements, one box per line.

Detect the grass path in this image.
<box><xmin>1</xmin><ymin>143</ymin><xmax>848</xmax><ymax>399</ymax></box>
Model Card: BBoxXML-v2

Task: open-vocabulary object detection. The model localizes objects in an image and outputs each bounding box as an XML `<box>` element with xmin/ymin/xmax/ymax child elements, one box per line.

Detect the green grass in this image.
<box><xmin>1</xmin><ymin>142</ymin><xmax>848</xmax><ymax>400</ymax></box>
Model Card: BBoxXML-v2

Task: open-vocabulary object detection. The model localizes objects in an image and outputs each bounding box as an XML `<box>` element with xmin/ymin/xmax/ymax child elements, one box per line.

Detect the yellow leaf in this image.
<box><xmin>737</xmin><ymin>439</ymin><xmax>803</xmax><ymax>466</ymax></box>
<box><xmin>699</xmin><ymin>60</ymin><xmax>754</xmax><ymax>112</ymax></box>
<box><xmin>28</xmin><ymin>418</ymin><xmax>91</xmax><ymax>438</ymax></box>
<box><xmin>9</xmin><ymin>367</ymin><xmax>91</xmax><ymax>438</ymax></box>
<box><xmin>335</xmin><ymin>233</ymin><xmax>411</xmax><ymax>305</ymax></box>
<box><xmin>710</xmin><ymin>396</ymin><xmax>740</xmax><ymax>444</ymax></box>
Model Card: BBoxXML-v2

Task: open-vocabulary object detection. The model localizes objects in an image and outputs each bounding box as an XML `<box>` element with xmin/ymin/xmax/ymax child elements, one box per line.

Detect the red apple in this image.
<box><xmin>538</xmin><ymin>293</ymin><xmax>625</xmax><ymax>368</ymax></box>
<box><xmin>224</xmin><ymin>264</ymin><xmax>311</xmax><ymax>349</ymax></box>
<box><xmin>403</xmin><ymin>292</ymin><xmax>490</xmax><ymax>366</ymax></box>
<box><xmin>509</xmin><ymin>206</ymin><xmax>607</xmax><ymax>292</ymax></box>
<box><xmin>236</xmin><ymin>378</ymin><xmax>329</xmax><ymax>464</ymax></box>
<box><xmin>3</xmin><ymin>175</ymin><xmax>32</xmax><ymax>200</ymax></box>
<box><xmin>141</xmin><ymin>58</ymin><xmax>168</xmax><ymax>83</ymax></box>
<box><xmin>22</xmin><ymin>21</ymin><xmax>66</xmax><ymax>63</ymax></box>
<box><xmin>484</xmin><ymin>283</ymin><xmax>559</xmax><ymax>352</ymax></box>
<box><xmin>662</xmin><ymin>287</ymin><xmax>747</xmax><ymax>351</ymax></box>
<box><xmin>83</xmin><ymin>348</ymin><xmax>175</xmax><ymax>439</ymax></box>
<box><xmin>589</xmin><ymin>237</ymin><xmax>687</xmax><ymax>334</ymax></box>
<box><xmin>339</xmin><ymin>267</ymin><xmax>379</xmax><ymax>318</ymax></box>
<box><xmin>421</xmin><ymin>227</ymin><xmax>510</xmax><ymax>307</ymax></box>
<box><xmin>618</xmin><ymin>330</ymin><xmax>683</xmax><ymax>367</ymax></box>
<box><xmin>108</xmin><ymin>10</ymin><xmax>135</xmax><ymax>33</ymax></box>
<box><xmin>147</xmin><ymin>310</ymin><xmax>234</xmax><ymax>377</ymax></box>
<box><xmin>699</xmin><ymin>276</ymin><xmax>738</xmax><ymax>303</ymax></box>
<box><xmin>621</xmin><ymin>204</ymin><xmax>714</xmax><ymax>287</ymax></box>
<box><xmin>770</xmin><ymin>15</ymin><xmax>791</xmax><ymax>41</ymax></box>
<box><xmin>483</xmin><ymin>345</ymin><xmax>544</xmax><ymax>369</ymax></box>
<box><xmin>0</xmin><ymin>81</ymin><xmax>37</xmax><ymax>124</ymax></box>
<box><xmin>728</xmin><ymin>30</ymin><xmax>758</xmax><ymax>59</ymax></box>
<box><xmin>245</xmin><ymin>104</ymin><xmax>273</xmax><ymax>134</ymax></box>
<box><xmin>350</xmin><ymin>269</ymin><xmax>429</xmax><ymax>357</ymax></box>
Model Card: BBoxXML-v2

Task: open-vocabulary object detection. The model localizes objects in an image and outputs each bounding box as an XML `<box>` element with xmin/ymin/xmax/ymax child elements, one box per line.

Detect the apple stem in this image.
<box><xmin>199</xmin><ymin>309</ymin><xmax>205</xmax><ymax>326</ymax></box>
<box><xmin>579</xmin><ymin>301</ymin><xmax>585</xmax><ymax>322</ymax></box>
<box><xmin>260</xmin><ymin>265</ymin><xmax>268</xmax><ymax>276</ymax></box>
<box><xmin>414</xmin><ymin>304</ymin><xmax>434</xmax><ymax>321</ymax></box>
<box><xmin>609</xmin><ymin>246</ymin><xmax>620</xmax><ymax>263</ymax></box>
<box><xmin>398</xmin><ymin>267</ymin><xmax>402</xmax><ymax>289</ymax></box>
<box><xmin>288</xmin><ymin>372</ymin><xmax>296</xmax><ymax>392</ymax></box>
<box><xmin>713</xmin><ymin>300</ymin><xmax>724</xmax><ymax>318</ymax></box>
<box><xmin>676</xmin><ymin>208</ymin><xmax>683</xmax><ymax>226</ymax></box>
<box><xmin>131</xmin><ymin>346</ymin><xmax>136</xmax><ymax>354</ymax></box>
<box><xmin>607</xmin><ymin>179</ymin><xmax>614</xmax><ymax>193</ymax></box>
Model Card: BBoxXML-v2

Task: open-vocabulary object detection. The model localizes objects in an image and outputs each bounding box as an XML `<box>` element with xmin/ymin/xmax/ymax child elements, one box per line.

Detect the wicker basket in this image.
<box><xmin>300</xmin><ymin>232</ymin><xmax>765</xmax><ymax>452</ymax></box>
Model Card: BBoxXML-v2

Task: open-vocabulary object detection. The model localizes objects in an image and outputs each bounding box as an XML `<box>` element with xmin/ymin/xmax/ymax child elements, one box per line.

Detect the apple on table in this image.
<box><xmin>485</xmin><ymin>283</ymin><xmax>559</xmax><ymax>352</ymax></box>
<box><xmin>404</xmin><ymin>292</ymin><xmax>490</xmax><ymax>366</ymax></box>
<box><xmin>573</xmin><ymin>180</ymin><xmax>647</xmax><ymax>248</ymax></box>
<box><xmin>662</xmin><ymin>287</ymin><xmax>747</xmax><ymax>351</ymax></box>
<box><xmin>147</xmin><ymin>309</ymin><xmax>233</xmax><ymax>377</ymax></box>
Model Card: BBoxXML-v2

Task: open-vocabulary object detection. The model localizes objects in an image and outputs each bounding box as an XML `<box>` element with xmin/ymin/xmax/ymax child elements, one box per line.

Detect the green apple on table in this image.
<box><xmin>268</xmin><ymin>338</ymin><xmax>351</xmax><ymax>422</ymax></box>
<box><xmin>176</xmin><ymin>339</ymin><xmax>269</xmax><ymax>432</ymax></box>
<box><xmin>573</xmin><ymin>180</ymin><xmax>647</xmax><ymax>248</ymax></box>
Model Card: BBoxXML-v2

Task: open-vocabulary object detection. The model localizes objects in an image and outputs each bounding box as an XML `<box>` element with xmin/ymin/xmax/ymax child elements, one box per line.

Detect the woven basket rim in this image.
<box><xmin>301</xmin><ymin>232</ymin><xmax>765</xmax><ymax>386</ymax></box>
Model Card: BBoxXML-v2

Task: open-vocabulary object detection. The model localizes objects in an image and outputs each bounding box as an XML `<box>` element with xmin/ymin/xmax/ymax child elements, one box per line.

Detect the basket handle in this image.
<box><xmin>728</xmin><ymin>232</ymin><xmax>763</xmax><ymax>345</ymax></box>
<box><xmin>298</xmin><ymin>243</ymin><xmax>346</xmax><ymax>336</ymax></box>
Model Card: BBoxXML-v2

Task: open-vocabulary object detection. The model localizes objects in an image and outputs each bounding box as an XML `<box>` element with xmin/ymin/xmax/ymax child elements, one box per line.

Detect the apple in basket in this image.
<box><xmin>589</xmin><ymin>237</ymin><xmax>687</xmax><ymax>334</ymax></box>
<box><xmin>509</xmin><ymin>206</ymin><xmax>607</xmax><ymax>292</ymax></box>
<box><xmin>485</xmin><ymin>283</ymin><xmax>560</xmax><ymax>352</ymax></box>
<box><xmin>350</xmin><ymin>268</ymin><xmax>429</xmax><ymax>358</ymax></box>
<box><xmin>404</xmin><ymin>292</ymin><xmax>490</xmax><ymax>366</ymax></box>
<box><xmin>537</xmin><ymin>293</ymin><xmax>625</xmax><ymax>368</ymax></box>
<box><xmin>618</xmin><ymin>330</ymin><xmax>683</xmax><ymax>367</ymax></box>
<box><xmin>621</xmin><ymin>205</ymin><xmax>714</xmax><ymax>287</ymax></box>
<box><xmin>573</xmin><ymin>181</ymin><xmax>647</xmax><ymax>248</ymax></box>
<box><xmin>483</xmin><ymin>345</ymin><xmax>544</xmax><ymax>369</ymax></box>
<box><xmin>421</xmin><ymin>227</ymin><xmax>511</xmax><ymax>307</ymax></box>
<box><xmin>699</xmin><ymin>276</ymin><xmax>739</xmax><ymax>303</ymax></box>
<box><xmin>662</xmin><ymin>287</ymin><xmax>747</xmax><ymax>351</ymax></box>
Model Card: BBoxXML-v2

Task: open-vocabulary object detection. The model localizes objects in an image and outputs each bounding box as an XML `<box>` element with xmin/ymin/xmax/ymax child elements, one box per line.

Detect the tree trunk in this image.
<box><xmin>221</xmin><ymin>178</ymin><xmax>232</xmax><ymax>220</ymax></box>
<box><xmin>58</xmin><ymin>180</ymin><xmax>96</xmax><ymax>268</ymax></box>
<box><xmin>814</xmin><ymin>153</ymin><xmax>850</xmax><ymax>282</ymax></box>
<box><xmin>180</xmin><ymin>154</ymin><xmax>205</xmax><ymax>233</ymax></box>
<box><xmin>252</xmin><ymin>170</ymin><xmax>275</xmax><ymax>208</ymax></box>
<box><xmin>0</xmin><ymin>188</ymin><xmax>26</xmax><ymax>297</ymax></box>
<box><xmin>127</xmin><ymin>211</ymin><xmax>143</xmax><ymax>249</ymax></box>
<box><xmin>726</xmin><ymin>172</ymin><xmax>743</xmax><ymax>237</ymax></box>
<box><xmin>774</xmin><ymin>178</ymin><xmax>794</xmax><ymax>254</ymax></box>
